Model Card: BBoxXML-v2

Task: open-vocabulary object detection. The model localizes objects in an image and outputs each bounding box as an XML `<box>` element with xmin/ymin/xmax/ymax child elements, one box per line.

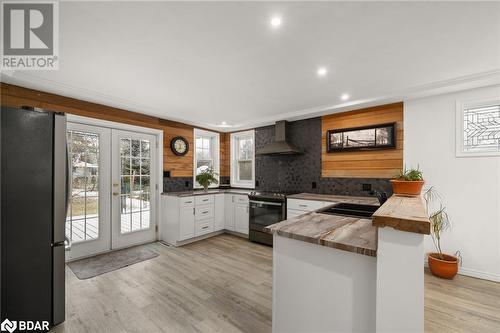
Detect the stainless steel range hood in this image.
<box><xmin>256</xmin><ymin>121</ymin><xmax>302</xmax><ymax>155</ymax></box>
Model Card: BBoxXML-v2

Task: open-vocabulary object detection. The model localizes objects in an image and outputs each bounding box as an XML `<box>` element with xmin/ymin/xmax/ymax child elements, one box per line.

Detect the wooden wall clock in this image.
<box><xmin>170</xmin><ymin>136</ymin><xmax>189</xmax><ymax>156</ymax></box>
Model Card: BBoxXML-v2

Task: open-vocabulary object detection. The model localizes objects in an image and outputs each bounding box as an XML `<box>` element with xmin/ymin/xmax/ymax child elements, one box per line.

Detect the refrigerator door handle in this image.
<box><xmin>66</xmin><ymin>142</ymin><xmax>72</xmax><ymax>216</ymax></box>
<box><xmin>64</xmin><ymin>236</ymin><xmax>72</xmax><ymax>251</ymax></box>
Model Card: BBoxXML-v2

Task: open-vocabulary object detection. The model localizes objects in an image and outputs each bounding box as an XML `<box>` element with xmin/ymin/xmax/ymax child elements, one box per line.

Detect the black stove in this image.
<box><xmin>248</xmin><ymin>191</ymin><xmax>295</xmax><ymax>246</ymax></box>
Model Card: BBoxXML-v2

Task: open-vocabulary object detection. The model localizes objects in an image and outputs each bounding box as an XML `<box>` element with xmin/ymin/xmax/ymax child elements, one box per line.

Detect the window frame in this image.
<box><xmin>456</xmin><ymin>98</ymin><xmax>500</xmax><ymax>158</ymax></box>
<box><xmin>193</xmin><ymin>128</ymin><xmax>220</xmax><ymax>188</ymax></box>
<box><xmin>230</xmin><ymin>130</ymin><xmax>255</xmax><ymax>189</ymax></box>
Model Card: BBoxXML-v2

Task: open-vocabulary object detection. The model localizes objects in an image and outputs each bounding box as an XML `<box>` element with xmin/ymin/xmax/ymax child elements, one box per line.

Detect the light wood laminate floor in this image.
<box><xmin>54</xmin><ymin>234</ymin><xmax>500</xmax><ymax>333</ymax></box>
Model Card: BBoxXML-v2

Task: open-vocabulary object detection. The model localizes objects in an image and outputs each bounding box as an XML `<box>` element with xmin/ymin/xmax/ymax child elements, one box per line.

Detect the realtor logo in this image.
<box><xmin>1</xmin><ymin>0</ymin><xmax>59</xmax><ymax>70</ymax></box>
<box><xmin>0</xmin><ymin>319</ymin><xmax>17</xmax><ymax>333</ymax></box>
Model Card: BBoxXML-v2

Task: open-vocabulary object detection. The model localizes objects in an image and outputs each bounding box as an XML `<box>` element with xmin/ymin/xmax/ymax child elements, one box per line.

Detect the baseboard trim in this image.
<box><xmin>423</xmin><ymin>260</ymin><xmax>500</xmax><ymax>282</ymax></box>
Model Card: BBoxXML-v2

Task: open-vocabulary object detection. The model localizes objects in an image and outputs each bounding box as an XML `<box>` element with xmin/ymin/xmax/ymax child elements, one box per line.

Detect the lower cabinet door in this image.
<box><xmin>234</xmin><ymin>203</ymin><xmax>249</xmax><ymax>235</ymax></box>
<box><xmin>224</xmin><ymin>195</ymin><xmax>235</xmax><ymax>231</ymax></box>
<box><xmin>179</xmin><ymin>206</ymin><xmax>195</xmax><ymax>240</ymax></box>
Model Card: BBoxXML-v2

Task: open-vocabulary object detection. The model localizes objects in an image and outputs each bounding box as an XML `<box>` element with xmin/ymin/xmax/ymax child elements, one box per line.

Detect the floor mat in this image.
<box><xmin>67</xmin><ymin>245</ymin><xmax>159</xmax><ymax>280</ymax></box>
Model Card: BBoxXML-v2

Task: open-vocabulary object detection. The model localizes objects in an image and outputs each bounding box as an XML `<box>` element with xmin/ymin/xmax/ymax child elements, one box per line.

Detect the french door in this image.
<box><xmin>111</xmin><ymin>130</ymin><xmax>157</xmax><ymax>249</ymax></box>
<box><xmin>65</xmin><ymin>123</ymin><xmax>158</xmax><ymax>260</ymax></box>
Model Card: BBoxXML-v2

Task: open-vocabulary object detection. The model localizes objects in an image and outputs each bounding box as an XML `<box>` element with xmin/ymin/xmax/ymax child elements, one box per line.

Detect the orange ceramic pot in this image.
<box><xmin>390</xmin><ymin>180</ymin><xmax>425</xmax><ymax>196</ymax></box>
<box><xmin>428</xmin><ymin>253</ymin><xmax>459</xmax><ymax>279</ymax></box>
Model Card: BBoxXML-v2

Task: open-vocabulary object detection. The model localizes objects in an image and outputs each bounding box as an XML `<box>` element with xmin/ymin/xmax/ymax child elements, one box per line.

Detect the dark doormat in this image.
<box><xmin>68</xmin><ymin>245</ymin><xmax>159</xmax><ymax>280</ymax></box>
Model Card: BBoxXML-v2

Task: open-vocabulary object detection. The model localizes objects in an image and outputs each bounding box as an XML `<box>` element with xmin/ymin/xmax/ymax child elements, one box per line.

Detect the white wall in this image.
<box><xmin>404</xmin><ymin>85</ymin><xmax>500</xmax><ymax>282</ymax></box>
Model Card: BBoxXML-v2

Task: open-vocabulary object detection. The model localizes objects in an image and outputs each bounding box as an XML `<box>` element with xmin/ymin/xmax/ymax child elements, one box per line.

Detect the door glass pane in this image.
<box><xmin>66</xmin><ymin>130</ymin><xmax>100</xmax><ymax>243</ymax></box>
<box><xmin>120</xmin><ymin>137</ymin><xmax>152</xmax><ymax>233</ymax></box>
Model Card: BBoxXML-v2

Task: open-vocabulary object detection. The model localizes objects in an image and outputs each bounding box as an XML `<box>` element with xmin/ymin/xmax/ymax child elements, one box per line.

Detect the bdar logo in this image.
<box><xmin>0</xmin><ymin>319</ymin><xmax>17</xmax><ymax>333</ymax></box>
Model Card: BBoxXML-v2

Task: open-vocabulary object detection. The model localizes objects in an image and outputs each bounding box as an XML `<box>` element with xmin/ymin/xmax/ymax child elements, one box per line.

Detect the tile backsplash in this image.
<box><xmin>254</xmin><ymin>117</ymin><xmax>392</xmax><ymax>196</ymax></box>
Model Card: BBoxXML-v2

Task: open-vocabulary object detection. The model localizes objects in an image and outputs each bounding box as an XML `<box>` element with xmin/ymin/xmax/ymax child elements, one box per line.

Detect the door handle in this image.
<box><xmin>113</xmin><ymin>192</ymin><xmax>119</xmax><ymax>196</ymax></box>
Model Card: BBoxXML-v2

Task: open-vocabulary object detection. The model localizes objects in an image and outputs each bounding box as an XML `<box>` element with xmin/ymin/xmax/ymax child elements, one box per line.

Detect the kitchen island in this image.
<box><xmin>265</xmin><ymin>194</ymin><xmax>430</xmax><ymax>333</ymax></box>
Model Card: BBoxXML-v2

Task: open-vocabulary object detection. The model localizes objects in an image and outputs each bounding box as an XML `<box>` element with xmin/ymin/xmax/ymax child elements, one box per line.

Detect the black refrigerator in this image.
<box><xmin>1</xmin><ymin>106</ymin><xmax>67</xmax><ymax>327</ymax></box>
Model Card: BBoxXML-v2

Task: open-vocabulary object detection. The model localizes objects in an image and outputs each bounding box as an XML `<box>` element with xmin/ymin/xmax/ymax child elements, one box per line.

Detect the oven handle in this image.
<box><xmin>249</xmin><ymin>200</ymin><xmax>283</xmax><ymax>206</ymax></box>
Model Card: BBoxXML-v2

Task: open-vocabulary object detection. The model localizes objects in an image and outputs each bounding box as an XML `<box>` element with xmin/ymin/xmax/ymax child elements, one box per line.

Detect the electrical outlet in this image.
<box><xmin>362</xmin><ymin>183</ymin><xmax>372</xmax><ymax>191</ymax></box>
<box><xmin>185</xmin><ymin>181</ymin><xmax>190</xmax><ymax>187</ymax></box>
<box><xmin>312</xmin><ymin>181</ymin><xmax>317</xmax><ymax>189</ymax></box>
<box><xmin>163</xmin><ymin>171</ymin><xmax>171</xmax><ymax>178</ymax></box>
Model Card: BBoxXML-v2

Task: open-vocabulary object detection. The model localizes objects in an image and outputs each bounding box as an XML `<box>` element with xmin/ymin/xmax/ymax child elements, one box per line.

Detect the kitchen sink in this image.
<box><xmin>318</xmin><ymin>202</ymin><xmax>380</xmax><ymax>218</ymax></box>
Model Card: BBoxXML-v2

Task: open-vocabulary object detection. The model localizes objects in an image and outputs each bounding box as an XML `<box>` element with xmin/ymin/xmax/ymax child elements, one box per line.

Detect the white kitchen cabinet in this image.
<box><xmin>224</xmin><ymin>194</ymin><xmax>235</xmax><ymax>231</ymax></box>
<box><xmin>215</xmin><ymin>194</ymin><xmax>225</xmax><ymax>231</ymax></box>
<box><xmin>224</xmin><ymin>193</ymin><xmax>249</xmax><ymax>235</ymax></box>
<box><xmin>286</xmin><ymin>198</ymin><xmax>333</xmax><ymax>219</ymax></box>
<box><xmin>162</xmin><ymin>194</ymin><xmax>222</xmax><ymax>245</ymax></box>
<box><xmin>179</xmin><ymin>206</ymin><xmax>195</xmax><ymax>240</ymax></box>
<box><xmin>234</xmin><ymin>203</ymin><xmax>249</xmax><ymax>234</ymax></box>
<box><xmin>286</xmin><ymin>209</ymin><xmax>306</xmax><ymax>219</ymax></box>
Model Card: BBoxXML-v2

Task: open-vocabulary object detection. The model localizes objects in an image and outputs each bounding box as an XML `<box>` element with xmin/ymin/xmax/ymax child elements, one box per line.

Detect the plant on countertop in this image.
<box><xmin>196</xmin><ymin>167</ymin><xmax>219</xmax><ymax>191</ymax></box>
<box><xmin>424</xmin><ymin>187</ymin><xmax>460</xmax><ymax>279</ymax></box>
<box><xmin>395</xmin><ymin>166</ymin><xmax>423</xmax><ymax>181</ymax></box>
<box><xmin>390</xmin><ymin>166</ymin><xmax>425</xmax><ymax>195</ymax></box>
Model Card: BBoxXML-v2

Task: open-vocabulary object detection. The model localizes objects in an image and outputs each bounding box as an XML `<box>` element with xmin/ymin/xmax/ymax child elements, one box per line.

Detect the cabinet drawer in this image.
<box><xmin>287</xmin><ymin>199</ymin><xmax>326</xmax><ymax>212</ymax></box>
<box><xmin>287</xmin><ymin>209</ymin><xmax>307</xmax><ymax>219</ymax></box>
<box><xmin>180</xmin><ymin>196</ymin><xmax>195</xmax><ymax>207</ymax></box>
<box><xmin>195</xmin><ymin>220</ymin><xmax>214</xmax><ymax>236</ymax></box>
<box><xmin>195</xmin><ymin>204</ymin><xmax>214</xmax><ymax>220</ymax></box>
<box><xmin>233</xmin><ymin>194</ymin><xmax>249</xmax><ymax>204</ymax></box>
<box><xmin>196</xmin><ymin>195</ymin><xmax>214</xmax><ymax>205</ymax></box>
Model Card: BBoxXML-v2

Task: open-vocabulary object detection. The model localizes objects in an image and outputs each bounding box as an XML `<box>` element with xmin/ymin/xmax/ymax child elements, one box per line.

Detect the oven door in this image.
<box><xmin>249</xmin><ymin>200</ymin><xmax>285</xmax><ymax>232</ymax></box>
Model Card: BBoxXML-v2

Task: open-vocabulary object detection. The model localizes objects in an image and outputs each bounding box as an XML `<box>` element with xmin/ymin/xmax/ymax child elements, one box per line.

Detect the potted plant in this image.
<box><xmin>424</xmin><ymin>187</ymin><xmax>459</xmax><ymax>279</ymax></box>
<box><xmin>391</xmin><ymin>166</ymin><xmax>425</xmax><ymax>196</ymax></box>
<box><xmin>196</xmin><ymin>167</ymin><xmax>219</xmax><ymax>191</ymax></box>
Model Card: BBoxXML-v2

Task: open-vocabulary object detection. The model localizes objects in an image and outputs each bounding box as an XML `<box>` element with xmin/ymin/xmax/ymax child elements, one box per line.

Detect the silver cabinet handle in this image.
<box><xmin>299</xmin><ymin>204</ymin><xmax>308</xmax><ymax>207</ymax></box>
<box><xmin>185</xmin><ymin>201</ymin><xmax>192</xmax><ymax>204</ymax></box>
<box><xmin>202</xmin><ymin>210</ymin><xmax>209</xmax><ymax>214</ymax></box>
<box><xmin>193</xmin><ymin>207</ymin><xmax>195</xmax><ymax>215</ymax></box>
<box><xmin>202</xmin><ymin>226</ymin><xmax>209</xmax><ymax>230</ymax></box>
<box><xmin>203</xmin><ymin>199</ymin><xmax>209</xmax><ymax>202</ymax></box>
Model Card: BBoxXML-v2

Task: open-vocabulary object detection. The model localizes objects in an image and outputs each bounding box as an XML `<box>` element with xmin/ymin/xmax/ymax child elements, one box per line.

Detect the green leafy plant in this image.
<box><xmin>395</xmin><ymin>166</ymin><xmax>423</xmax><ymax>181</ymax></box>
<box><xmin>424</xmin><ymin>187</ymin><xmax>451</xmax><ymax>259</ymax></box>
<box><xmin>196</xmin><ymin>167</ymin><xmax>219</xmax><ymax>189</ymax></box>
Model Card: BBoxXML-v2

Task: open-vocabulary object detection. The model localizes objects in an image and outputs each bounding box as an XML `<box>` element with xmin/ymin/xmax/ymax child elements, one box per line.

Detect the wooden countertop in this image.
<box><xmin>372</xmin><ymin>195</ymin><xmax>430</xmax><ymax>235</ymax></box>
<box><xmin>266</xmin><ymin>194</ymin><xmax>430</xmax><ymax>257</ymax></box>
<box><xmin>265</xmin><ymin>212</ymin><xmax>377</xmax><ymax>257</ymax></box>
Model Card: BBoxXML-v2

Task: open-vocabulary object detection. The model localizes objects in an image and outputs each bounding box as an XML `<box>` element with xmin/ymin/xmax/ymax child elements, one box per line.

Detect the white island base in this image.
<box><xmin>272</xmin><ymin>227</ymin><xmax>425</xmax><ymax>333</ymax></box>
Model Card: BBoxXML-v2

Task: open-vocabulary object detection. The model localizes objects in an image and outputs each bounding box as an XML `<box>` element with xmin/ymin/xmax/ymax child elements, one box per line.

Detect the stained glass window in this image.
<box><xmin>461</xmin><ymin>103</ymin><xmax>500</xmax><ymax>155</ymax></box>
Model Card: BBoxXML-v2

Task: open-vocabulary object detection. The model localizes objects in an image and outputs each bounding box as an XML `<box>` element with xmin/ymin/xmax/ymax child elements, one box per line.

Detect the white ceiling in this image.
<box><xmin>2</xmin><ymin>1</ymin><xmax>500</xmax><ymax>131</ymax></box>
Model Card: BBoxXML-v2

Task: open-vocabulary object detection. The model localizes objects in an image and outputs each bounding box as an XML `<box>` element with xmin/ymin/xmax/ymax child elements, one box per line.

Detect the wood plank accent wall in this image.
<box><xmin>220</xmin><ymin>132</ymin><xmax>230</xmax><ymax>177</ymax></box>
<box><xmin>0</xmin><ymin>83</ymin><xmax>195</xmax><ymax>177</ymax></box>
<box><xmin>321</xmin><ymin>102</ymin><xmax>403</xmax><ymax>178</ymax></box>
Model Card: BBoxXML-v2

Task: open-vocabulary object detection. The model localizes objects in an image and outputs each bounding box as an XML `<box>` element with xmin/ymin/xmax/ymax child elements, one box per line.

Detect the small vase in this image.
<box><xmin>203</xmin><ymin>185</ymin><xmax>209</xmax><ymax>192</ymax></box>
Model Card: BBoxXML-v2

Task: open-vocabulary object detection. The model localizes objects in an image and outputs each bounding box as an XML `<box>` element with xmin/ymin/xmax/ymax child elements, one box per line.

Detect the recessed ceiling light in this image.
<box><xmin>221</xmin><ymin>121</ymin><xmax>227</xmax><ymax>125</ymax></box>
<box><xmin>341</xmin><ymin>93</ymin><xmax>350</xmax><ymax>101</ymax></box>
<box><xmin>317</xmin><ymin>67</ymin><xmax>327</xmax><ymax>77</ymax></box>
<box><xmin>270</xmin><ymin>16</ymin><xmax>282</xmax><ymax>27</ymax></box>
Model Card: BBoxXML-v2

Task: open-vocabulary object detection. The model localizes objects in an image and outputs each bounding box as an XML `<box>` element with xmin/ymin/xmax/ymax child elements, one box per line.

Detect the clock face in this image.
<box><xmin>170</xmin><ymin>137</ymin><xmax>189</xmax><ymax>156</ymax></box>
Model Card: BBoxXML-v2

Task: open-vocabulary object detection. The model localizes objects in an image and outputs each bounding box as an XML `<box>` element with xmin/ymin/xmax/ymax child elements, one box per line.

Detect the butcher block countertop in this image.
<box><xmin>265</xmin><ymin>211</ymin><xmax>377</xmax><ymax>257</ymax></box>
<box><xmin>372</xmin><ymin>195</ymin><xmax>430</xmax><ymax>235</ymax></box>
<box><xmin>265</xmin><ymin>194</ymin><xmax>430</xmax><ymax>257</ymax></box>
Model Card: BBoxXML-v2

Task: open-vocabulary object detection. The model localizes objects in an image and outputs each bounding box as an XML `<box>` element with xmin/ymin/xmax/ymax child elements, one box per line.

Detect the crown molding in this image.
<box><xmin>2</xmin><ymin>69</ymin><xmax>499</xmax><ymax>132</ymax></box>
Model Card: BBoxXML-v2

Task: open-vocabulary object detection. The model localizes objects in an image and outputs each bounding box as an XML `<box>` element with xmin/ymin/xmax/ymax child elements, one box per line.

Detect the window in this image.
<box><xmin>231</xmin><ymin>130</ymin><xmax>255</xmax><ymax>188</ymax></box>
<box><xmin>194</xmin><ymin>128</ymin><xmax>220</xmax><ymax>188</ymax></box>
<box><xmin>456</xmin><ymin>98</ymin><xmax>500</xmax><ymax>157</ymax></box>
